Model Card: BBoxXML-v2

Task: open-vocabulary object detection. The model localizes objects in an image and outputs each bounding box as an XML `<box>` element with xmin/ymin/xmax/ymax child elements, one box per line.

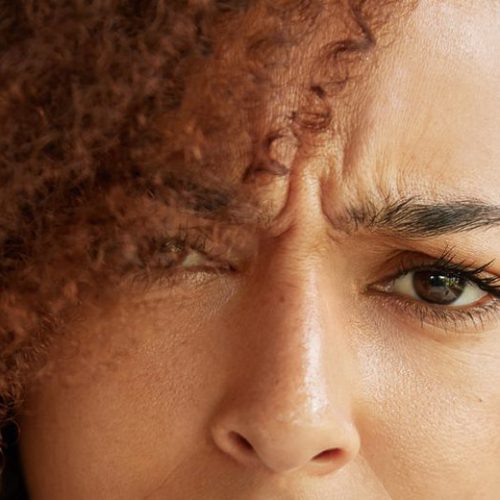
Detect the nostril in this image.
<box><xmin>230</xmin><ymin>431</ymin><xmax>254</xmax><ymax>453</ymax></box>
<box><xmin>314</xmin><ymin>448</ymin><xmax>342</xmax><ymax>462</ymax></box>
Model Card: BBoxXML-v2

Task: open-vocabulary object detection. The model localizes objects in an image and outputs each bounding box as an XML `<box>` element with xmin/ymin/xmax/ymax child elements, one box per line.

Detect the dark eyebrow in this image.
<box><xmin>161</xmin><ymin>173</ymin><xmax>232</xmax><ymax>216</ymax></box>
<box><xmin>339</xmin><ymin>197</ymin><xmax>500</xmax><ymax>238</ymax></box>
<box><xmin>159</xmin><ymin>172</ymin><xmax>269</xmax><ymax>225</ymax></box>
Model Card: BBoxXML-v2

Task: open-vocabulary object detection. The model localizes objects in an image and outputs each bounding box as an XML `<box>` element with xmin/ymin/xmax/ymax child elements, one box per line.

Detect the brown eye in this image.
<box><xmin>413</xmin><ymin>271</ymin><xmax>466</xmax><ymax>305</ymax></box>
<box><xmin>157</xmin><ymin>242</ymin><xmax>209</xmax><ymax>269</ymax></box>
<box><xmin>153</xmin><ymin>239</ymin><xmax>224</xmax><ymax>271</ymax></box>
<box><xmin>379</xmin><ymin>269</ymin><xmax>488</xmax><ymax>308</ymax></box>
<box><xmin>148</xmin><ymin>240</ymin><xmax>188</xmax><ymax>269</ymax></box>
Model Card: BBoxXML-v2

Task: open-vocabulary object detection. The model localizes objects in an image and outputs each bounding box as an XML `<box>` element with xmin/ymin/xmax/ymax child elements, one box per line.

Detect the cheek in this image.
<box><xmin>18</xmin><ymin>292</ymin><xmax>234</xmax><ymax>498</ymax></box>
<box><xmin>355</xmin><ymin>314</ymin><xmax>500</xmax><ymax>498</ymax></box>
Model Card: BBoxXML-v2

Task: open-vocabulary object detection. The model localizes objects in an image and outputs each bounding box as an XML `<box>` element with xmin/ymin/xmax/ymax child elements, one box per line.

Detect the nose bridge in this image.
<box><xmin>211</xmin><ymin>238</ymin><xmax>360</xmax><ymax>474</ymax></box>
<box><xmin>248</xmin><ymin>246</ymin><xmax>350</xmax><ymax>419</ymax></box>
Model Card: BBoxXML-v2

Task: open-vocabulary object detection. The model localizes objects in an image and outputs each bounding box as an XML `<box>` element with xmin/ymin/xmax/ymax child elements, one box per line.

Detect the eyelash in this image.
<box><xmin>373</xmin><ymin>248</ymin><xmax>500</xmax><ymax>331</ymax></box>
<box><xmin>128</xmin><ymin>229</ymin><xmax>233</xmax><ymax>289</ymax></box>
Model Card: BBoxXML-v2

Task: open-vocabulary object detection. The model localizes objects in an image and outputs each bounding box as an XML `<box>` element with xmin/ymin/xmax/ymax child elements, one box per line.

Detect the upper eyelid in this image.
<box><xmin>388</xmin><ymin>261</ymin><xmax>500</xmax><ymax>298</ymax></box>
<box><xmin>394</xmin><ymin>249</ymin><xmax>496</xmax><ymax>278</ymax></box>
<box><xmin>366</xmin><ymin>248</ymin><xmax>492</xmax><ymax>286</ymax></box>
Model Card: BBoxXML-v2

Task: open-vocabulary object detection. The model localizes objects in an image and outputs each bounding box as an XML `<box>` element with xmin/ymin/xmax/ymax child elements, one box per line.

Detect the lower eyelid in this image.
<box><xmin>367</xmin><ymin>287</ymin><xmax>500</xmax><ymax>334</ymax></box>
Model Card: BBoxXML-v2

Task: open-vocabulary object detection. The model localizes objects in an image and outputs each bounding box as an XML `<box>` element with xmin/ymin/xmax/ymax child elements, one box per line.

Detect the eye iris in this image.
<box><xmin>149</xmin><ymin>240</ymin><xmax>187</xmax><ymax>268</ymax></box>
<box><xmin>413</xmin><ymin>271</ymin><xmax>467</xmax><ymax>305</ymax></box>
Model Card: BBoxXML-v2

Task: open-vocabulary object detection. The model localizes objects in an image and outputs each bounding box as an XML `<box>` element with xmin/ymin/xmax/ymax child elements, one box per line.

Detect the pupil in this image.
<box><xmin>413</xmin><ymin>270</ymin><xmax>466</xmax><ymax>305</ymax></box>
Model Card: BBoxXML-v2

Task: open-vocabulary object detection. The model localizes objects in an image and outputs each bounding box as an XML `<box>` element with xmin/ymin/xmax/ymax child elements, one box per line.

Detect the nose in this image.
<box><xmin>210</xmin><ymin>248</ymin><xmax>361</xmax><ymax>476</ymax></box>
<box><xmin>212</xmin><ymin>404</ymin><xmax>359</xmax><ymax>476</ymax></box>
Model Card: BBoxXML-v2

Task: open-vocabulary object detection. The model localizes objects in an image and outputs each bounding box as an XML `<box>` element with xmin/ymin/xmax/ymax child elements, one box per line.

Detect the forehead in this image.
<box><xmin>345</xmin><ymin>1</ymin><xmax>500</xmax><ymax>201</ymax></box>
<box><xmin>162</xmin><ymin>1</ymin><xmax>395</xmax><ymax>176</ymax></box>
<box><xmin>167</xmin><ymin>0</ymin><xmax>499</xmax><ymax>216</ymax></box>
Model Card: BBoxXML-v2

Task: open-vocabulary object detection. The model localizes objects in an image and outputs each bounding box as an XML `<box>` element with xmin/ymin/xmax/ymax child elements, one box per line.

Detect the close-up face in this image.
<box><xmin>2</xmin><ymin>0</ymin><xmax>499</xmax><ymax>498</ymax></box>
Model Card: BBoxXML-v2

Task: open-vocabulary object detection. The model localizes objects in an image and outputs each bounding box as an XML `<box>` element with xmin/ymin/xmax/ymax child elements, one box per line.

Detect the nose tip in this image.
<box><xmin>211</xmin><ymin>416</ymin><xmax>360</xmax><ymax>475</ymax></box>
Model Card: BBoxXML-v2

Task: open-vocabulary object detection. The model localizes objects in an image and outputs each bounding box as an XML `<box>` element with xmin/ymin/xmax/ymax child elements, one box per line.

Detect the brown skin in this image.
<box><xmin>17</xmin><ymin>1</ymin><xmax>500</xmax><ymax>499</ymax></box>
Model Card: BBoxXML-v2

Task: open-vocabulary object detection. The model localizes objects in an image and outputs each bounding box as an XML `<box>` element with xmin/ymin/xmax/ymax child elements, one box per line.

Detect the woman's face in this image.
<box><xmin>17</xmin><ymin>1</ymin><xmax>500</xmax><ymax>499</ymax></box>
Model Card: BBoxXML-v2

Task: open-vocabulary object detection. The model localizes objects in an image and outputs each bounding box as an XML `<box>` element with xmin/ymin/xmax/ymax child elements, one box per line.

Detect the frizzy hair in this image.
<box><xmin>0</xmin><ymin>0</ymin><xmax>415</xmax><ymax>496</ymax></box>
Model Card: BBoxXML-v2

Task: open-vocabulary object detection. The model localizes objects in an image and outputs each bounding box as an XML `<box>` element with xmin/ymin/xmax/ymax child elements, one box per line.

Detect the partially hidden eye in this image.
<box><xmin>385</xmin><ymin>270</ymin><xmax>488</xmax><ymax>307</ymax></box>
<box><xmin>156</xmin><ymin>241</ymin><xmax>214</xmax><ymax>269</ymax></box>
<box><xmin>152</xmin><ymin>239</ymin><xmax>227</xmax><ymax>272</ymax></box>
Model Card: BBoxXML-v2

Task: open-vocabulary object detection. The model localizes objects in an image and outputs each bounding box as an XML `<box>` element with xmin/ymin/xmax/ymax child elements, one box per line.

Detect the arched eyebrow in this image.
<box><xmin>336</xmin><ymin>198</ymin><xmax>500</xmax><ymax>238</ymax></box>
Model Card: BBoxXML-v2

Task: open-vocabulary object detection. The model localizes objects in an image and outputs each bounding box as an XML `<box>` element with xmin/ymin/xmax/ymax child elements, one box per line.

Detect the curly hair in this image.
<box><xmin>0</xmin><ymin>0</ymin><xmax>416</xmax><ymax>496</ymax></box>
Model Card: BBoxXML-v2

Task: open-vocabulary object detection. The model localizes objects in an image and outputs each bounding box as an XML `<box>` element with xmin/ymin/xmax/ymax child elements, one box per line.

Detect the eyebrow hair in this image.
<box><xmin>161</xmin><ymin>173</ymin><xmax>232</xmax><ymax>216</ymax></box>
<box><xmin>159</xmin><ymin>172</ymin><xmax>271</xmax><ymax>225</ymax></box>
<box><xmin>339</xmin><ymin>197</ymin><xmax>500</xmax><ymax>238</ymax></box>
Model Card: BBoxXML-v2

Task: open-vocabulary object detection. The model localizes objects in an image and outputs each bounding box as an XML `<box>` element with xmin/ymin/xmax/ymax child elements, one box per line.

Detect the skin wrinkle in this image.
<box><xmin>180</xmin><ymin>0</ymin><xmax>399</xmax><ymax>187</ymax></box>
<box><xmin>0</xmin><ymin>0</ymin><xmax>499</xmax><ymax>499</ymax></box>
<box><xmin>138</xmin><ymin>178</ymin><xmax>500</xmax><ymax>237</ymax></box>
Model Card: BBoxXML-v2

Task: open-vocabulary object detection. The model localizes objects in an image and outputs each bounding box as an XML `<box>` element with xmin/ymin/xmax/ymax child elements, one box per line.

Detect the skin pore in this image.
<box><xmin>14</xmin><ymin>0</ymin><xmax>500</xmax><ymax>499</ymax></box>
